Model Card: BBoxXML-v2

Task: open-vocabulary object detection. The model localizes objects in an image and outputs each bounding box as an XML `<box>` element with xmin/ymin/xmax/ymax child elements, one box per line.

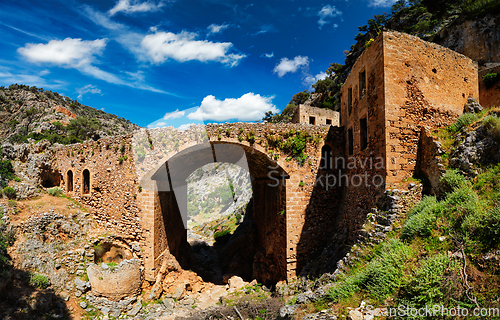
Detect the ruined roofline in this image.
<box><xmin>343</xmin><ymin>30</ymin><xmax>478</xmax><ymax>83</ymax></box>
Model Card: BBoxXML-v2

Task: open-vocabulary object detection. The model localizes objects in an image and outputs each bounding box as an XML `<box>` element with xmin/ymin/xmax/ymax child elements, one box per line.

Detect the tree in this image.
<box><xmin>23</xmin><ymin>107</ymin><xmax>38</xmax><ymax>135</ymax></box>
<box><xmin>67</xmin><ymin>117</ymin><xmax>100</xmax><ymax>141</ymax></box>
<box><xmin>326</xmin><ymin>63</ymin><xmax>344</xmax><ymax>76</ymax></box>
<box><xmin>313</xmin><ymin>77</ymin><xmax>336</xmax><ymax>94</ymax></box>
<box><xmin>288</xmin><ymin>90</ymin><xmax>310</xmax><ymax>106</ymax></box>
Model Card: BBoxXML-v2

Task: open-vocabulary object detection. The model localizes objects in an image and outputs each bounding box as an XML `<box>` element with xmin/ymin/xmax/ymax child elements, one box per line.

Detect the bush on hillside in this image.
<box><xmin>29</xmin><ymin>272</ymin><xmax>50</xmax><ymax>289</ymax></box>
<box><xmin>402</xmin><ymin>209</ymin><xmax>437</xmax><ymax>240</ymax></box>
<box><xmin>483</xmin><ymin>73</ymin><xmax>499</xmax><ymax>87</ymax></box>
<box><xmin>462</xmin><ymin>205</ymin><xmax>500</xmax><ymax>247</ymax></box>
<box><xmin>449</xmin><ymin>113</ymin><xmax>478</xmax><ymax>133</ymax></box>
<box><xmin>482</xmin><ymin>114</ymin><xmax>500</xmax><ymax>142</ymax></box>
<box><xmin>47</xmin><ymin>187</ymin><xmax>62</xmax><ymax>197</ymax></box>
<box><xmin>327</xmin><ymin>239</ymin><xmax>413</xmax><ymax>302</ymax></box>
<box><xmin>439</xmin><ymin>169</ymin><xmax>468</xmax><ymax>195</ymax></box>
<box><xmin>2</xmin><ymin>187</ymin><xmax>16</xmax><ymax>199</ymax></box>
<box><xmin>0</xmin><ymin>160</ymin><xmax>15</xmax><ymax>189</ymax></box>
<box><xmin>402</xmin><ymin>253</ymin><xmax>459</xmax><ymax>307</ymax></box>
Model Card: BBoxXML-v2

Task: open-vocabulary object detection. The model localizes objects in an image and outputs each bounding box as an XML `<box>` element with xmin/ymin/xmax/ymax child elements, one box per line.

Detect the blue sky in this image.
<box><xmin>0</xmin><ymin>0</ymin><xmax>397</xmax><ymax>128</ymax></box>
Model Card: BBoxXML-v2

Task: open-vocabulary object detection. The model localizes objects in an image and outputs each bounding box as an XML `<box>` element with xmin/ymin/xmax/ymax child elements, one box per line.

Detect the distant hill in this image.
<box><xmin>0</xmin><ymin>84</ymin><xmax>139</xmax><ymax>145</ymax></box>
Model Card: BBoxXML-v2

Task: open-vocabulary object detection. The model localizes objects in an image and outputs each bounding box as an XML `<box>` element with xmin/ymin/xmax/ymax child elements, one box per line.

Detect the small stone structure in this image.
<box><xmin>291</xmin><ymin>105</ymin><xmax>339</xmax><ymax>126</ymax></box>
<box><xmin>51</xmin><ymin>31</ymin><xmax>481</xmax><ymax>286</ymax></box>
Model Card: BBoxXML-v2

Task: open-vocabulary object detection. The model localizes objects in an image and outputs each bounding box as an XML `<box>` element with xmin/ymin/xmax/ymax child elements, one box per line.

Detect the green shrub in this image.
<box><xmin>449</xmin><ymin>113</ymin><xmax>478</xmax><ymax>133</ymax></box>
<box><xmin>483</xmin><ymin>73</ymin><xmax>499</xmax><ymax>87</ymax></box>
<box><xmin>402</xmin><ymin>210</ymin><xmax>437</xmax><ymax>240</ymax></box>
<box><xmin>482</xmin><ymin>114</ymin><xmax>500</xmax><ymax>142</ymax></box>
<box><xmin>444</xmin><ymin>186</ymin><xmax>479</xmax><ymax>208</ymax></box>
<box><xmin>462</xmin><ymin>205</ymin><xmax>500</xmax><ymax>246</ymax></box>
<box><xmin>439</xmin><ymin>169</ymin><xmax>468</xmax><ymax>195</ymax></box>
<box><xmin>29</xmin><ymin>272</ymin><xmax>50</xmax><ymax>289</ymax></box>
<box><xmin>0</xmin><ymin>160</ymin><xmax>15</xmax><ymax>188</ymax></box>
<box><xmin>403</xmin><ymin>254</ymin><xmax>458</xmax><ymax>307</ymax></box>
<box><xmin>327</xmin><ymin>239</ymin><xmax>413</xmax><ymax>302</ymax></box>
<box><xmin>47</xmin><ymin>187</ymin><xmax>62</xmax><ymax>197</ymax></box>
<box><xmin>407</xmin><ymin>196</ymin><xmax>438</xmax><ymax>218</ymax></box>
<box><xmin>3</xmin><ymin>187</ymin><xmax>16</xmax><ymax>199</ymax></box>
<box><xmin>214</xmin><ymin>229</ymin><xmax>230</xmax><ymax>241</ymax></box>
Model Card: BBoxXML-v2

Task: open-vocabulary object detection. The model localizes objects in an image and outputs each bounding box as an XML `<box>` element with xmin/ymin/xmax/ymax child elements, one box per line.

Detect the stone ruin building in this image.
<box><xmin>52</xmin><ymin>31</ymin><xmax>479</xmax><ymax>286</ymax></box>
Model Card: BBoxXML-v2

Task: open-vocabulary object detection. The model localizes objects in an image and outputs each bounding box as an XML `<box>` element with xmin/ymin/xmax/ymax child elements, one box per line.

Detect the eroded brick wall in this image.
<box><xmin>383</xmin><ymin>31</ymin><xmax>478</xmax><ymax>183</ymax></box>
<box><xmin>55</xmin><ymin>136</ymin><xmax>143</xmax><ymax>242</ymax></box>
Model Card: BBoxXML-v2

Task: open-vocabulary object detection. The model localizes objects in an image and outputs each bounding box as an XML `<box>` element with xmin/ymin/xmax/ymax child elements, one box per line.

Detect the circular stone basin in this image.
<box><xmin>94</xmin><ymin>242</ymin><xmax>133</xmax><ymax>264</ymax></box>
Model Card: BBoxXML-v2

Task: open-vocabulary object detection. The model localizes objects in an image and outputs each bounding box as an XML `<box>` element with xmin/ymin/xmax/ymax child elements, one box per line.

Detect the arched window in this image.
<box><xmin>82</xmin><ymin>169</ymin><xmax>90</xmax><ymax>194</ymax></box>
<box><xmin>320</xmin><ymin>145</ymin><xmax>332</xmax><ymax>170</ymax></box>
<box><xmin>67</xmin><ymin>170</ymin><xmax>73</xmax><ymax>192</ymax></box>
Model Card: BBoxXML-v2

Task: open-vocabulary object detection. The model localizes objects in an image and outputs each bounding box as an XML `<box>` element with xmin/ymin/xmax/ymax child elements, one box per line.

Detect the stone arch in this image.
<box><xmin>82</xmin><ymin>169</ymin><xmax>91</xmax><ymax>195</ymax></box>
<box><xmin>142</xmin><ymin>141</ymin><xmax>289</xmax><ymax>284</ymax></box>
<box><xmin>67</xmin><ymin>170</ymin><xmax>74</xmax><ymax>192</ymax></box>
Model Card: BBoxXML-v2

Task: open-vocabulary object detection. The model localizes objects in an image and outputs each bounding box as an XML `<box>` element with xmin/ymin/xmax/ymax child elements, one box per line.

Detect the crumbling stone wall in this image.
<box><xmin>383</xmin><ymin>31</ymin><xmax>478</xmax><ymax>183</ymax></box>
<box><xmin>479</xmin><ymin>65</ymin><xmax>500</xmax><ymax>108</ymax></box>
<box><xmin>55</xmin><ymin>136</ymin><xmax>143</xmax><ymax>243</ymax></box>
<box><xmin>335</xmin><ymin>31</ymin><xmax>478</xmax><ymax>264</ymax></box>
<box><xmin>291</xmin><ymin>105</ymin><xmax>339</xmax><ymax>126</ymax></box>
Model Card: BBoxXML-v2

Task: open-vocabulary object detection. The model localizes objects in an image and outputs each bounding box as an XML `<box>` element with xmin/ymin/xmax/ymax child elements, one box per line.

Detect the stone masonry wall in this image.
<box><xmin>383</xmin><ymin>31</ymin><xmax>478</xmax><ymax>184</ymax></box>
<box><xmin>292</xmin><ymin>105</ymin><xmax>339</xmax><ymax>126</ymax></box>
<box><xmin>55</xmin><ymin>136</ymin><xmax>141</xmax><ymax>240</ymax></box>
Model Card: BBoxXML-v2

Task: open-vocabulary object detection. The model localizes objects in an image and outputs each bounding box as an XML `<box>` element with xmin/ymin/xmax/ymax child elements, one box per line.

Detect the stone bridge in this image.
<box><xmin>54</xmin><ymin>123</ymin><xmax>345</xmax><ymax>284</ymax></box>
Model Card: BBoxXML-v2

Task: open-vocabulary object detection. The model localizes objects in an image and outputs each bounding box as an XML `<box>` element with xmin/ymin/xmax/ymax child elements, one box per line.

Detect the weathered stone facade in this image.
<box><xmin>291</xmin><ymin>105</ymin><xmax>339</xmax><ymax>126</ymax></box>
<box><xmin>341</xmin><ymin>31</ymin><xmax>478</xmax><ymax>184</ymax></box>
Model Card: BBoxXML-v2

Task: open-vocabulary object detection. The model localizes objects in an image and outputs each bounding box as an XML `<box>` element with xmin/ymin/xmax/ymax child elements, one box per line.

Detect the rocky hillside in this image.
<box><xmin>0</xmin><ymin>84</ymin><xmax>139</xmax><ymax>144</ymax></box>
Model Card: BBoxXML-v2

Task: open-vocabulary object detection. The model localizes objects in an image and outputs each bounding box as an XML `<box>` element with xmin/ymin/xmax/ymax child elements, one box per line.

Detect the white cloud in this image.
<box><xmin>147</xmin><ymin>121</ymin><xmax>168</xmax><ymax>129</ymax></box>
<box><xmin>0</xmin><ymin>67</ymin><xmax>65</xmax><ymax>89</ymax></box>
<box><xmin>18</xmin><ymin>35</ymin><xmax>172</xmax><ymax>95</ymax></box>
<box><xmin>76</xmin><ymin>84</ymin><xmax>102</xmax><ymax>99</ymax></box>
<box><xmin>178</xmin><ymin>123</ymin><xmax>195</xmax><ymax>131</ymax></box>
<box><xmin>317</xmin><ymin>5</ymin><xmax>342</xmax><ymax>28</ymax></box>
<box><xmin>251</xmin><ymin>24</ymin><xmax>275</xmax><ymax>36</ymax></box>
<box><xmin>303</xmin><ymin>72</ymin><xmax>327</xmax><ymax>88</ymax></box>
<box><xmin>109</xmin><ymin>0</ymin><xmax>164</xmax><ymax>16</ymax></box>
<box><xmin>163</xmin><ymin>109</ymin><xmax>185</xmax><ymax>120</ymax></box>
<box><xmin>261</xmin><ymin>52</ymin><xmax>274</xmax><ymax>58</ymax></box>
<box><xmin>273</xmin><ymin>56</ymin><xmax>309</xmax><ymax>77</ymax></box>
<box><xmin>207</xmin><ymin>23</ymin><xmax>229</xmax><ymax>36</ymax></box>
<box><xmin>141</xmin><ymin>30</ymin><xmax>245</xmax><ymax>66</ymax></box>
<box><xmin>368</xmin><ymin>0</ymin><xmax>398</xmax><ymax>7</ymax></box>
<box><xmin>187</xmin><ymin>93</ymin><xmax>278</xmax><ymax>122</ymax></box>
<box><xmin>18</xmin><ymin>38</ymin><xmax>106</xmax><ymax>67</ymax></box>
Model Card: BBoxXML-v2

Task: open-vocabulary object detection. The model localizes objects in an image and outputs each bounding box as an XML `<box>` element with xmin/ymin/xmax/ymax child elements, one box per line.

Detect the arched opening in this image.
<box><xmin>320</xmin><ymin>145</ymin><xmax>332</xmax><ymax>170</ymax></box>
<box><xmin>149</xmin><ymin>142</ymin><xmax>288</xmax><ymax>285</ymax></box>
<box><xmin>82</xmin><ymin>169</ymin><xmax>90</xmax><ymax>194</ymax></box>
<box><xmin>187</xmin><ymin>162</ymin><xmax>253</xmax><ymax>283</ymax></box>
<box><xmin>67</xmin><ymin>170</ymin><xmax>73</xmax><ymax>192</ymax></box>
